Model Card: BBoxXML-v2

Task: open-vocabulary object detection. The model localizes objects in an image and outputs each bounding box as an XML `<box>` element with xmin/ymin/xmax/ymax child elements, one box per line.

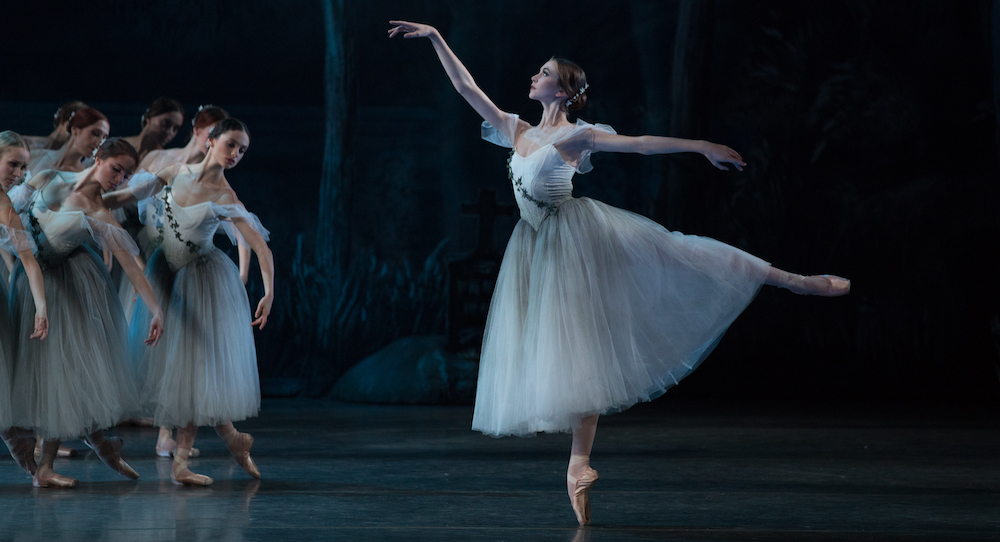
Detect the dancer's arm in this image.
<box><xmin>91</xmin><ymin>210</ymin><xmax>164</xmax><ymax>346</ymax></box>
<box><xmin>101</xmin><ymin>164</ymin><xmax>175</xmax><ymax>209</ymax></box>
<box><xmin>0</xmin><ymin>205</ymin><xmax>48</xmax><ymax>340</ymax></box>
<box><xmin>217</xmin><ymin>191</ymin><xmax>273</xmax><ymax>329</ymax></box>
<box><xmin>562</xmin><ymin>131</ymin><xmax>746</xmax><ymax>171</ymax></box>
<box><xmin>388</xmin><ymin>21</ymin><xmax>516</xmax><ymax>132</ymax></box>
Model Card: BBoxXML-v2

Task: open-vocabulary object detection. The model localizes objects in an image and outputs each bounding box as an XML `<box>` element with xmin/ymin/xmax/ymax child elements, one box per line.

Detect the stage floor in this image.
<box><xmin>0</xmin><ymin>398</ymin><xmax>998</xmax><ymax>541</ymax></box>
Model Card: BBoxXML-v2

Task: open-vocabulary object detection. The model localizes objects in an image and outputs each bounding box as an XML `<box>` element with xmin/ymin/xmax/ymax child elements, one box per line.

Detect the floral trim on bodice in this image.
<box><xmin>508</xmin><ymin>150</ymin><xmax>557</xmax><ymax>215</ymax></box>
<box><xmin>162</xmin><ymin>186</ymin><xmax>199</xmax><ymax>254</ymax></box>
<box><xmin>26</xmin><ymin>210</ymin><xmax>53</xmax><ymax>270</ymax></box>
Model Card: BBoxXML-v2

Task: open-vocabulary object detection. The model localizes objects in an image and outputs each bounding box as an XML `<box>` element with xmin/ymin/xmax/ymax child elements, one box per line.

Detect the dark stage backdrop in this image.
<box><xmin>2</xmin><ymin>1</ymin><xmax>999</xmax><ymax>402</ymax></box>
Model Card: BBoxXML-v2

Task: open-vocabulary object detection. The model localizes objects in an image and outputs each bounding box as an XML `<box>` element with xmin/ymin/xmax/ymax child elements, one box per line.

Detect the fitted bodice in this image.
<box><xmin>508</xmin><ymin>145</ymin><xmax>578</xmax><ymax>230</ymax></box>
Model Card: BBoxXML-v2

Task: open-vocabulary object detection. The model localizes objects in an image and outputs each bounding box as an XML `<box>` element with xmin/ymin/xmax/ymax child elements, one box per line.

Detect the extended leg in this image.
<box><xmin>84</xmin><ymin>430</ymin><xmax>138</xmax><ymax>480</ymax></box>
<box><xmin>567</xmin><ymin>414</ymin><xmax>600</xmax><ymax>526</ymax></box>
<box><xmin>215</xmin><ymin>422</ymin><xmax>260</xmax><ymax>480</ymax></box>
<box><xmin>2</xmin><ymin>427</ymin><xmax>36</xmax><ymax>477</ymax></box>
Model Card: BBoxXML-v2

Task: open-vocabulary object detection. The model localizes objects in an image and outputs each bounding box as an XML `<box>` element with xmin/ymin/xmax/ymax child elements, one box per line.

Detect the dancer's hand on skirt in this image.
<box><xmin>145</xmin><ymin>309</ymin><xmax>164</xmax><ymax>346</ymax></box>
<box><xmin>251</xmin><ymin>294</ymin><xmax>273</xmax><ymax>330</ymax></box>
<box><xmin>702</xmin><ymin>143</ymin><xmax>747</xmax><ymax>172</ymax></box>
<box><xmin>31</xmin><ymin>311</ymin><xmax>48</xmax><ymax>340</ymax></box>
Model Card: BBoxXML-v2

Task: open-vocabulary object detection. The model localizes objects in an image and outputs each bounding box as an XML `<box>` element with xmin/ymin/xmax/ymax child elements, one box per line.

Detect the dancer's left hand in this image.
<box><xmin>146</xmin><ymin>310</ymin><xmax>164</xmax><ymax>347</ymax></box>
<box><xmin>251</xmin><ymin>294</ymin><xmax>273</xmax><ymax>330</ymax></box>
<box><xmin>702</xmin><ymin>143</ymin><xmax>746</xmax><ymax>171</ymax></box>
<box><xmin>31</xmin><ymin>313</ymin><xmax>48</xmax><ymax>340</ymax></box>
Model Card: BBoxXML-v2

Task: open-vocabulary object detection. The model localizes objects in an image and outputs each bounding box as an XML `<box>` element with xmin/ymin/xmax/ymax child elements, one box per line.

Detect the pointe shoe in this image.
<box><xmin>3</xmin><ymin>432</ymin><xmax>37</xmax><ymax>476</ymax></box>
<box><xmin>787</xmin><ymin>274</ymin><xmax>851</xmax><ymax>297</ymax></box>
<box><xmin>155</xmin><ymin>434</ymin><xmax>200</xmax><ymax>458</ymax></box>
<box><xmin>223</xmin><ymin>432</ymin><xmax>260</xmax><ymax>480</ymax></box>
<box><xmin>568</xmin><ymin>467</ymin><xmax>599</xmax><ymax>526</ymax></box>
<box><xmin>86</xmin><ymin>437</ymin><xmax>139</xmax><ymax>480</ymax></box>
<box><xmin>33</xmin><ymin>467</ymin><xmax>79</xmax><ymax>488</ymax></box>
<box><xmin>171</xmin><ymin>449</ymin><xmax>213</xmax><ymax>486</ymax></box>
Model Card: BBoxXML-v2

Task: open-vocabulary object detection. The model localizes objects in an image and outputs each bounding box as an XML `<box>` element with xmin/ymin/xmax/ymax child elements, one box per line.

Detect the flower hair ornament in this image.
<box><xmin>565</xmin><ymin>83</ymin><xmax>589</xmax><ymax>107</ymax></box>
<box><xmin>193</xmin><ymin>104</ymin><xmax>216</xmax><ymax>127</ymax></box>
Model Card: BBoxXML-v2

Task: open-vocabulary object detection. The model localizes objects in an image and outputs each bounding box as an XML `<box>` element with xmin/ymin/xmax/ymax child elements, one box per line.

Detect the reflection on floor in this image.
<box><xmin>0</xmin><ymin>398</ymin><xmax>998</xmax><ymax>541</ymax></box>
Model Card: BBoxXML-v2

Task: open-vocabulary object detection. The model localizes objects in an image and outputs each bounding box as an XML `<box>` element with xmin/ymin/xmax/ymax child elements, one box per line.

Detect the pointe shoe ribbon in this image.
<box><xmin>225</xmin><ymin>432</ymin><xmax>261</xmax><ymax>480</ymax></box>
<box><xmin>568</xmin><ymin>467</ymin><xmax>599</xmax><ymax>526</ymax></box>
<box><xmin>33</xmin><ymin>442</ymin><xmax>78</xmax><ymax>488</ymax></box>
<box><xmin>86</xmin><ymin>436</ymin><xmax>139</xmax><ymax>480</ymax></box>
<box><xmin>171</xmin><ymin>448</ymin><xmax>213</xmax><ymax>486</ymax></box>
<box><xmin>155</xmin><ymin>435</ymin><xmax>200</xmax><ymax>458</ymax></box>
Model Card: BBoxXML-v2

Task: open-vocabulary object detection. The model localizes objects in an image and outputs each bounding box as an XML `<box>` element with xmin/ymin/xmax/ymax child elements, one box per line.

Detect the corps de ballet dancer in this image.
<box><xmin>0</xmin><ymin>132</ymin><xmax>50</xmax><ymax>477</ymax></box>
<box><xmin>10</xmin><ymin>137</ymin><xmax>164</xmax><ymax>488</ymax></box>
<box><xmin>22</xmin><ymin>101</ymin><xmax>89</xmax><ymax>151</ymax></box>
<box><xmin>389</xmin><ymin>20</ymin><xmax>850</xmax><ymax>525</ymax></box>
<box><xmin>123</xmin><ymin>97</ymin><xmax>184</xmax><ymax>162</ymax></box>
<box><xmin>27</xmin><ymin>107</ymin><xmax>108</xmax><ymax>174</ymax></box>
<box><xmin>103</xmin><ymin>118</ymin><xmax>274</xmax><ymax>486</ymax></box>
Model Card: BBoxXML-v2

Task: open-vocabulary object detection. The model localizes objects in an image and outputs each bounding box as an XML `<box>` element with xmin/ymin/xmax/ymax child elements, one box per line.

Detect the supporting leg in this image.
<box><xmin>172</xmin><ymin>423</ymin><xmax>212</xmax><ymax>486</ymax></box>
<box><xmin>34</xmin><ymin>439</ymin><xmax>78</xmax><ymax>488</ymax></box>
<box><xmin>567</xmin><ymin>414</ymin><xmax>600</xmax><ymax>526</ymax></box>
<box><xmin>215</xmin><ymin>422</ymin><xmax>260</xmax><ymax>480</ymax></box>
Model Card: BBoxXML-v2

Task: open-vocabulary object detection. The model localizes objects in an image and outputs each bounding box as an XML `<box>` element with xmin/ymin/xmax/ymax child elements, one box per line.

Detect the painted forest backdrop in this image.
<box><xmin>2</xmin><ymin>0</ymin><xmax>999</xmax><ymax>401</ymax></box>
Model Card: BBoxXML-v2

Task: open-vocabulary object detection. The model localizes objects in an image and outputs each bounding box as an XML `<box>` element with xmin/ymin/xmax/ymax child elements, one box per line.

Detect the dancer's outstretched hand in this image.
<box><xmin>31</xmin><ymin>312</ymin><xmax>48</xmax><ymax>340</ymax></box>
<box><xmin>388</xmin><ymin>20</ymin><xmax>436</xmax><ymax>39</ymax></box>
<box><xmin>702</xmin><ymin>143</ymin><xmax>746</xmax><ymax>172</ymax></box>
<box><xmin>146</xmin><ymin>310</ymin><xmax>164</xmax><ymax>347</ymax></box>
<box><xmin>251</xmin><ymin>294</ymin><xmax>273</xmax><ymax>330</ymax></box>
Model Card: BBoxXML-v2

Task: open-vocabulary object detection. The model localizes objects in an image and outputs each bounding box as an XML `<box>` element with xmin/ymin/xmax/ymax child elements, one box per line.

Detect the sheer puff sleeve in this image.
<box><xmin>564</xmin><ymin>121</ymin><xmax>617</xmax><ymax>174</ymax></box>
<box><xmin>85</xmin><ymin>218</ymin><xmax>140</xmax><ymax>256</ymax></box>
<box><xmin>7</xmin><ymin>183</ymin><xmax>36</xmax><ymax>214</ymax></box>
<box><xmin>481</xmin><ymin>113</ymin><xmax>520</xmax><ymax>149</ymax></box>
<box><xmin>208</xmin><ymin>202</ymin><xmax>270</xmax><ymax>248</ymax></box>
<box><xmin>0</xmin><ymin>223</ymin><xmax>37</xmax><ymax>255</ymax></box>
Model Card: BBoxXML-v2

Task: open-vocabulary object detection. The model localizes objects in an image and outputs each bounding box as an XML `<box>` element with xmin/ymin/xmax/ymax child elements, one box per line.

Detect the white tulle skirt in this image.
<box><xmin>0</xmin><ymin>281</ymin><xmax>14</xmax><ymax>429</ymax></box>
<box><xmin>471</xmin><ymin>197</ymin><xmax>771</xmax><ymax>437</ymax></box>
<box><xmin>9</xmin><ymin>248</ymin><xmax>140</xmax><ymax>439</ymax></box>
<box><xmin>130</xmin><ymin>247</ymin><xmax>260</xmax><ymax>428</ymax></box>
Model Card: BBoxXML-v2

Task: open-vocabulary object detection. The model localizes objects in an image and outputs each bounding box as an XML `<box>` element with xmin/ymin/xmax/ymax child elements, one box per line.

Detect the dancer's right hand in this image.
<box><xmin>146</xmin><ymin>310</ymin><xmax>164</xmax><ymax>347</ymax></box>
<box><xmin>388</xmin><ymin>20</ymin><xmax>437</xmax><ymax>39</ymax></box>
<box><xmin>251</xmin><ymin>294</ymin><xmax>273</xmax><ymax>330</ymax></box>
<box><xmin>31</xmin><ymin>312</ymin><xmax>48</xmax><ymax>340</ymax></box>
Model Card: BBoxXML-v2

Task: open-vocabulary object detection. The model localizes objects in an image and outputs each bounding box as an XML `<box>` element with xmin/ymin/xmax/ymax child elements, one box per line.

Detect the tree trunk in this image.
<box><xmin>317</xmin><ymin>0</ymin><xmax>352</xmax><ymax>272</ymax></box>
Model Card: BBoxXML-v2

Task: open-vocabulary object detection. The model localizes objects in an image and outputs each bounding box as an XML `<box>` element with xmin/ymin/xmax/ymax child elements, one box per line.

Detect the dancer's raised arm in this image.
<box><xmin>389</xmin><ymin>21</ymin><xmax>514</xmax><ymax>131</ymax></box>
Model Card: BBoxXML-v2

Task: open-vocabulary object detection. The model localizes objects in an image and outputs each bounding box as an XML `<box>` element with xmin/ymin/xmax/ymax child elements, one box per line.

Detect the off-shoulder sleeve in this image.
<box><xmin>561</xmin><ymin>121</ymin><xmax>617</xmax><ymax>174</ymax></box>
<box><xmin>7</xmin><ymin>184</ymin><xmax>36</xmax><ymax>214</ymax></box>
<box><xmin>481</xmin><ymin>113</ymin><xmax>520</xmax><ymax>148</ymax></box>
<box><xmin>208</xmin><ymin>202</ymin><xmax>270</xmax><ymax>248</ymax></box>
<box><xmin>0</xmin><ymin>223</ymin><xmax>37</xmax><ymax>255</ymax></box>
<box><xmin>85</xmin><ymin>218</ymin><xmax>140</xmax><ymax>256</ymax></box>
<box><xmin>126</xmin><ymin>170</ymin><xmax>165</xmax><ymax>201</ymax></box>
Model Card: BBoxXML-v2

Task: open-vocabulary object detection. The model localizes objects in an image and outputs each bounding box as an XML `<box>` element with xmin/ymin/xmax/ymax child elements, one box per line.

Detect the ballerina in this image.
<box><xmin>27</xmin><ymin>107</ymin><xmax>108</xmax><ymax>174</ymax></box>
<box><xmin>123</xmin><ymin>97</ymin><xmax>184</xmax><ymax>162</ymax></box>
<box><xmin>125</xmin><ymin>104</ymin><xmax>249</xmax><ymax>458</ymax></box>
<box><xmin>10</xmin><ymin>137</ymin><xmax>164</xmax><ymax>488</ymax></box>
<box><xmin>389</xmin><ymin>20</ymin><xmax>850</xmax><ymax>525</ymax></box>
<box><xmin>104</xmin><ymin>118</ymin><xmax>273</xmax><ymax>486</ymax></box>
<box><xmin>22</xmin><ymin>101</ymin><xmax>89</xmax><ymax>151</ymax></box>
<box><xmin>0</xmin><ymin>132</ymin><xmax>50</xmax><ymax>478</ymax></box>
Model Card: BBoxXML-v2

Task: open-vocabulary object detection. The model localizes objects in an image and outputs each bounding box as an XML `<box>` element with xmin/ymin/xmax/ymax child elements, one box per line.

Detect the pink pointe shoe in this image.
<box><xmin>155</xmin><ymin>430</ymin><xmax>200</xmax><ymax>458</ymax></box>
<box><xmin>86</xmin><ymin>436</ymin><xmax>139</xmax><ymax>480</ymax></box>
<box><xmin>223</xmin><ymin>432</ymin><xmax>260</xmax><ymax>480</ymax></box>
<box><xmin>34</xmin><ymin>441</ymin><xmax>78</xmax><ymax>488</ymax></box>
<box><xmin>567</xmin><ymin>467</ymin><xmax>599</xmax><ymax>526</ymax></box>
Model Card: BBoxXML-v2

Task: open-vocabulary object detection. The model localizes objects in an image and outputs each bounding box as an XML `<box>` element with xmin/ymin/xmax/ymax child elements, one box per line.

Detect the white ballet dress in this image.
<box><xmin>9</xmin><ymin>175</ymin><xmax>142</xmax><ymax>439</ymax></box>
<box><xmin>471</xmin><ymin>114</ymin><xmax>771</xmax><ymax>437</ymax></box>
<box><xmin>129</xmin><ymin>180</ymin><xmax>268</xmax><ymax>428</ymax></box>
<box><xmin>0</xmin><ymin>224</ymin><xmax>36</xmax><ymax>429</ymax></box>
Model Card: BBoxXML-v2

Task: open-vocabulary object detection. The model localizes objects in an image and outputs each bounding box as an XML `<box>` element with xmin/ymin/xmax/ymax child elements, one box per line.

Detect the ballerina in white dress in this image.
<box><xmin>0</xmin><ymin>132</ymin><xmax>50</xmax><ymax>477</ymax></box>
<box><xmin>104</xmin><ymin>118</ymin><xmax>274</xmax><ymax>486</ymax></box>
<box><xmin>22</xmin><ymin>101</ymin><xmax>89</xmax><ymax>151</ymax></box>
<box><xmin>11</xmin><ymin>138</ymin><xmax>165</xmax><ymax>488</ymax></box>
<box><xmin>389</xmin><ymin>20</ymin><xmax>850</xmax><ymax>525</ymax></box>
<box><xmin>27</xmin><ymin>107</ymin><xmax>107</xmax><ymax>175</ymax></box>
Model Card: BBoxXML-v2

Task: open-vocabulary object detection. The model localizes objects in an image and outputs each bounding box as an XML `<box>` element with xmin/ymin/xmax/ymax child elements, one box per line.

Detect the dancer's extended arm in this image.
<box><xmin>558</xmin><ymin>131</ymin><xmax>747</xmax><ymax>172</ymax></box>
<box><xmin>389</xmin><ymin>21</ymin><xmax>514</xmax><ymax>130</ymax></box>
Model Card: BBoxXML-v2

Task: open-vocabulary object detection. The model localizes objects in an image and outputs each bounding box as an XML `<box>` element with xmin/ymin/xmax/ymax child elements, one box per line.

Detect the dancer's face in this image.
<box><xmin>145</xmin><ymin>111</ymin><xmax>184</xmax><ymax>148</ymax></box>
<box><xmin>207</xmin><ymin>130</ymin><xmax>249</xmax><ymax>170</ymax></box>
<box><xmin>0</xmin><ymin>147</ymin><xmax>29</xmax><ymax>192</ymax></box>
<box><xmin>93</xmin><ymin>154</ymin><xmax>136</xmax><ymax>192</ymax></box>
<box><xmin>528</xmin><ymin>60</ymin><xmax>567</xmax><ymax>103</ymax></box>
<box><xmin>70</xmin><ymin>120</ymin><xmax>110</xmax><ymax>158</ymax></box>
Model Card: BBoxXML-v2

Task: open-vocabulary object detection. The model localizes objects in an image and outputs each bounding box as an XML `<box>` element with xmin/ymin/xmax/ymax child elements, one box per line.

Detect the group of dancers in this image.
<box><xmin>0</xmin><ymin>21</ymin><xmax>850</xmax><ymax>526</ymax></box>
<box><xmin>0</xmin><ymin>98</ymin><xmax>274</xmax><ymax>488</ymax></box>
